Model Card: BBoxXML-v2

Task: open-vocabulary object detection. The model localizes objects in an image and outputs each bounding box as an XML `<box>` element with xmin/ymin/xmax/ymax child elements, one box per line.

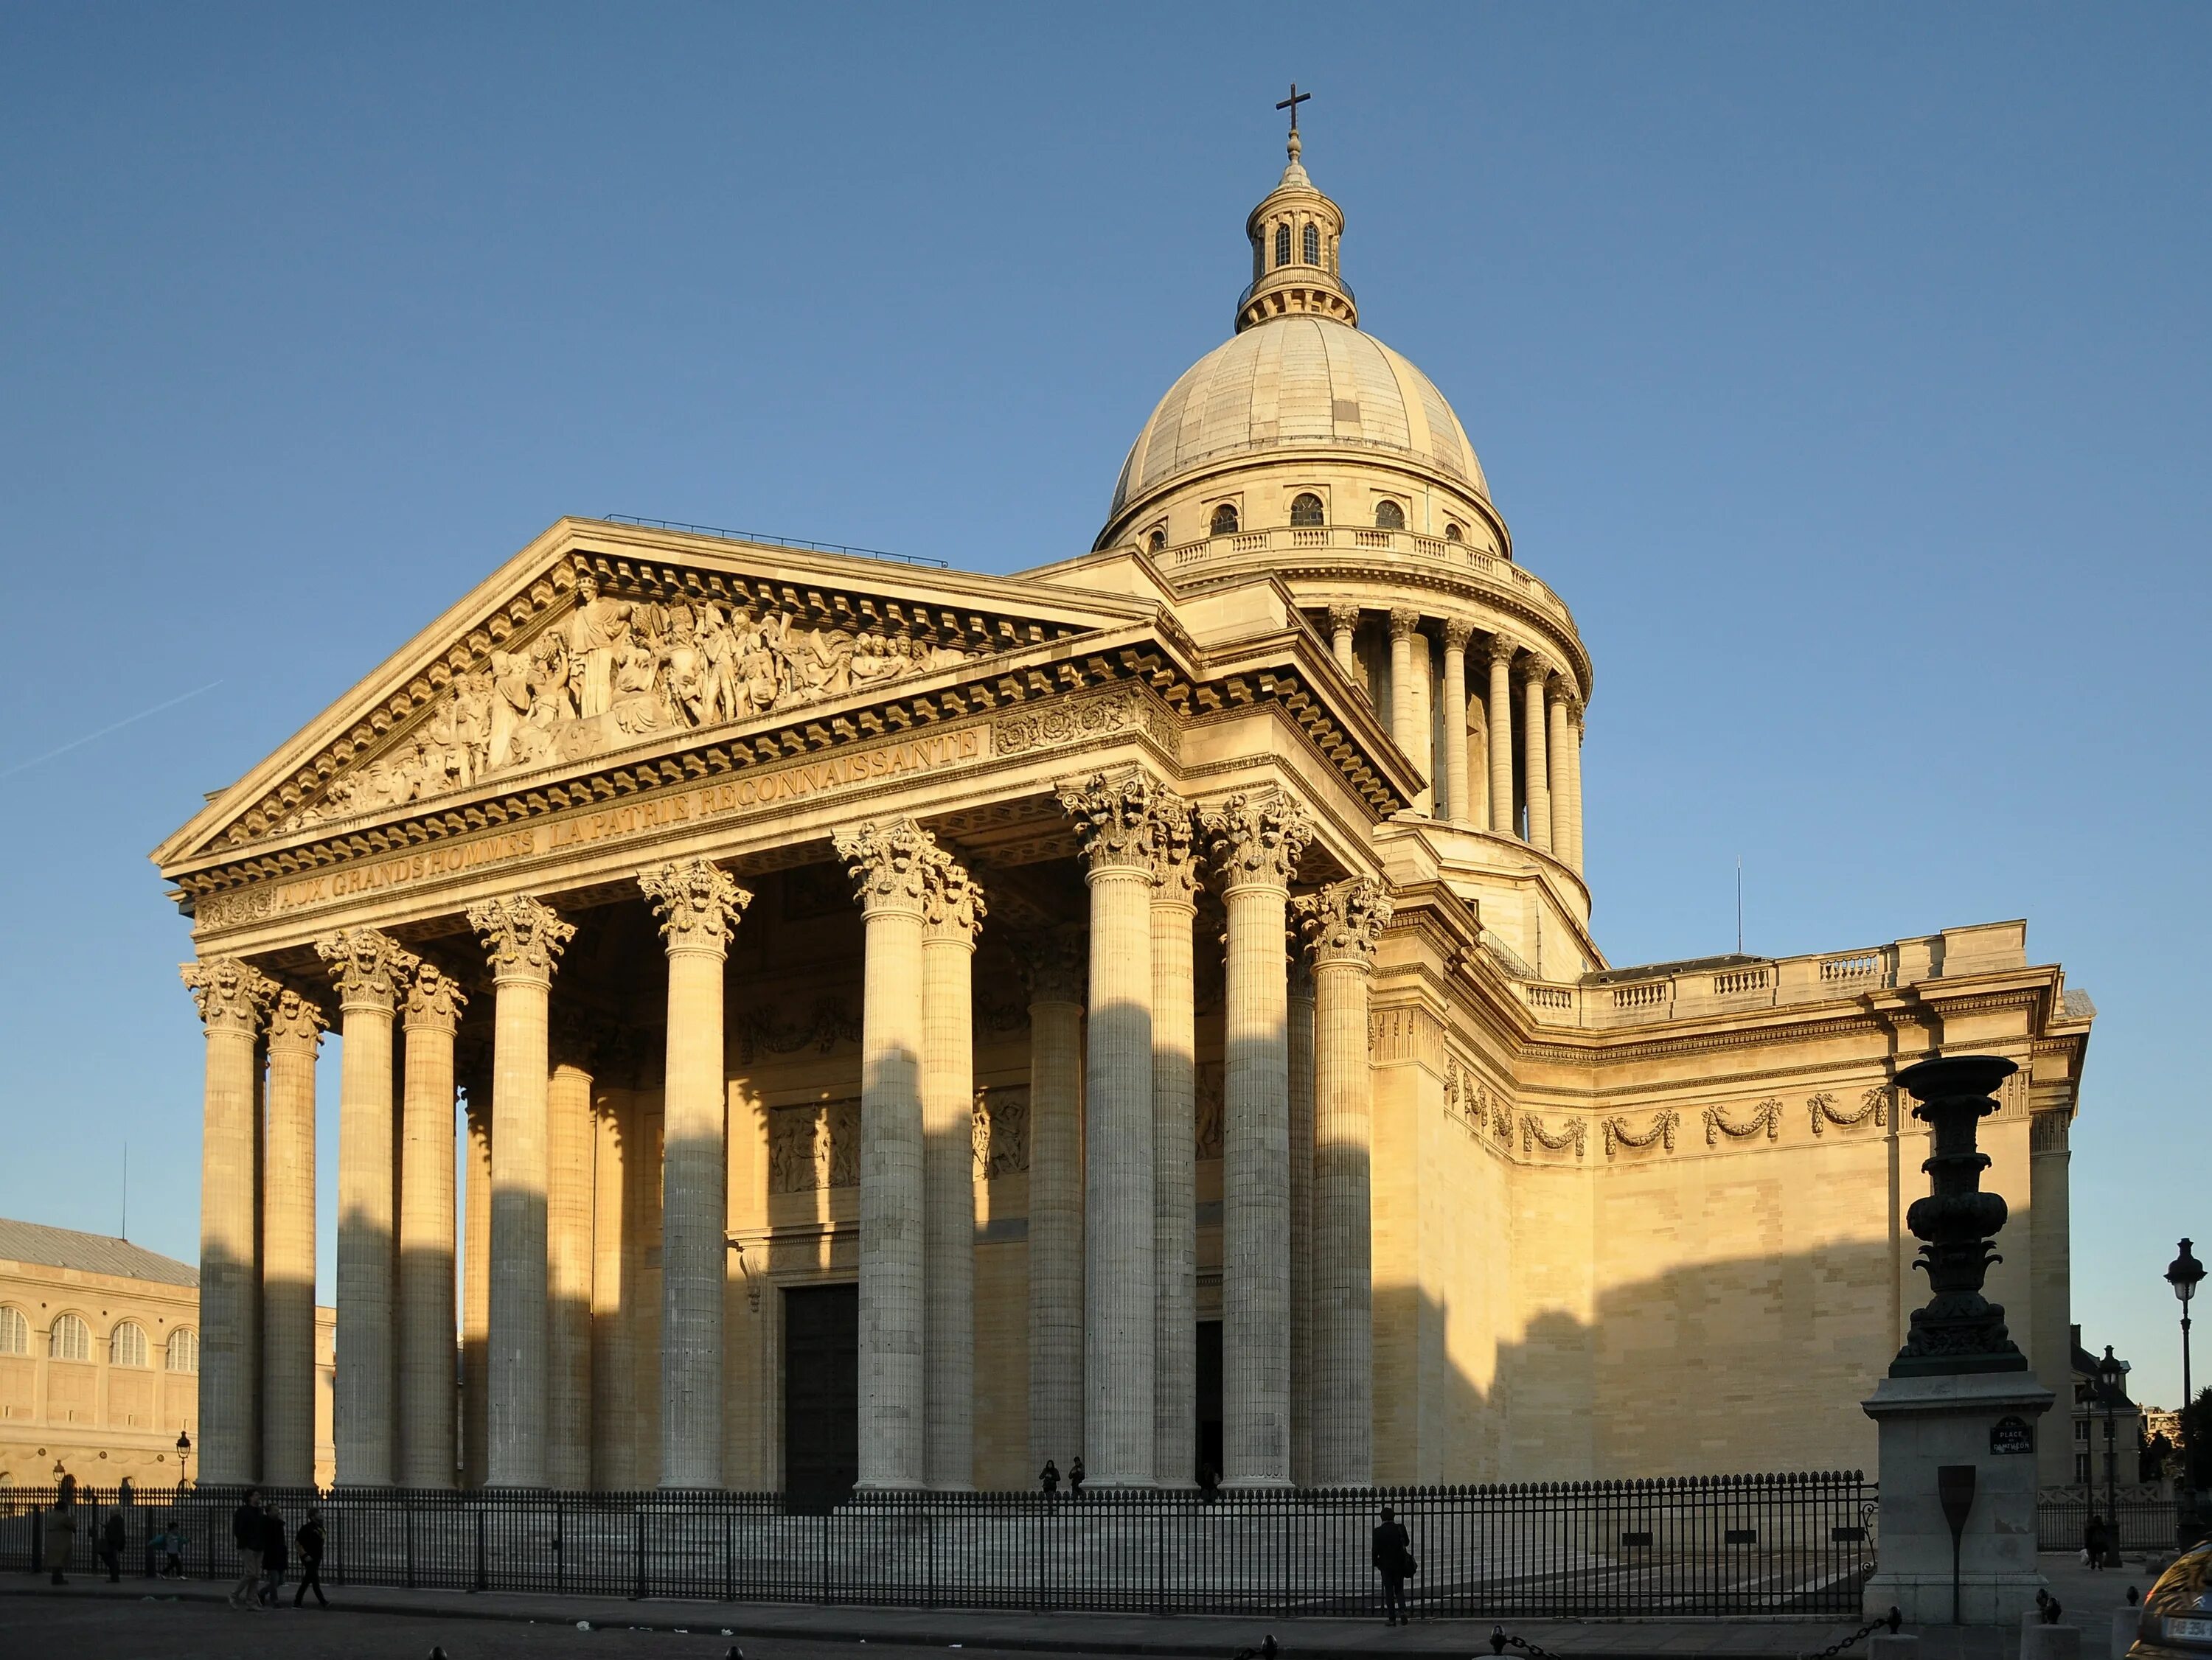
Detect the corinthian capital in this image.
<box><xmin>404</xmin><ymin>960</ymin><xmax>468</xmax><ymax>1030</ymax></box>
<box><xmin>1441</xmin><ymin>617</ymin><xmax>1475</xmax><ymax>652</ymax></box>
<box><xmin>639</xmin><ymin>857</ymin><xmax>753</xmax><ymax>956</ymax></box>
<box><xmin>1150</xmin><ymin>793</ymin><xmax>1200</xmax><ymax>908</ymax></box>
<box><xmin>1018</xmin><ymin>925</ymin><xmax>1086</xmax><ymax>1005</ymax></box>
<box><xmin>1388</xmin><ymin>607</ymin><xmax>1422</xmax><ymax>641</ymax></box>
<box><xmin>1516</xmin><ymin>653</ymin><xmax>1554</xmax><ymax>688</ymax></box>
<box><xmin>1296</xmin><ymin>876</ymin><xmax>1394</xmax><ymax>969</ymax></box>
<box><xmin>180</xmin><ymin>958</ymin><xmax>276</xmax><ymax>1036</ymax></box>
<box><xmin>922</xmin><ymin>848</ymin><xmax>987</xmax><ymax>944</ymax></box>
<box><xmin>315</xmin><ymin>927</ymin><xmax>420</xmax><ymax>1011</ymax></box>
<box><xmin>265</xmin><ymin>987</ymin><xmax>328</xmax><ymax>1050</ymax></box>
<box><xmin>1058</xmin><ymin>767</ymin><xmax>1184</xmax><ymax>876</ymax></box>
<box><xmin>1326</xmin><ymin>601</ymin><xmax>1360</xmax><ymax>635</ymax></box>
<box><xmin>834</xmin><ymin>817</ymin><xmax>935</xmax><ymax>917</ymax></box>
<box><xmin>1545</xmin><ymin>675</ymin><xmax>1579</xmax><ymax>708</ymax></box>
<box><xmin>466</xmin><ymin>896</ymin><xmax>575</xmax><ymax>983</ymax></box>
<box><xmin>1486</xmin><ymin>632</ymin><xmax>1520</xmax><ymax>667</ymax></box>
<box><xmin>1200</xmin><ymin>788</ymin><xmax>1313</xmax><ymax>895</ymax></box>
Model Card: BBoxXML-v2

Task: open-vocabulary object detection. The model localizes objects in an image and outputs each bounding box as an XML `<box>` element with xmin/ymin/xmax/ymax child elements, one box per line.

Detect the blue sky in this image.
<box><xmin>1</xmin><ymin>7</ymin><xmax>2206</xmax><ymax>1408</ymax></box>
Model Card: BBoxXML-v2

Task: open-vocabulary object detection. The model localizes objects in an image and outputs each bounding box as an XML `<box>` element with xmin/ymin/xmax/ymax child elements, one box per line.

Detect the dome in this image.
<box><xmin>1107</xmin><ymin>318</ymin><xmax>1489</xmax><ymax>524</ymax></box>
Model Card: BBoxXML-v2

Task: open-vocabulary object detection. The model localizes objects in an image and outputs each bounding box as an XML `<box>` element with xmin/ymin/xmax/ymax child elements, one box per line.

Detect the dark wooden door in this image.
<box><xmin>783</xmin><ymin>1283</ymin><xmax>858</xmax><ymax>1513</ymax></box>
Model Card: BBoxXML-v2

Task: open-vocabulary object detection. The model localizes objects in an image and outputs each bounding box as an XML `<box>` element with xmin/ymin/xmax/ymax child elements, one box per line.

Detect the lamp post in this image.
<box><xmin>2100</xmin><ymin>1346</ymin><xmax>2127</xmax><ymax>1550</ymax></box>
<box><xmin>175</xmin><ymin>1430</ymin><xmax>191</xmax><ymax>1494</ymax></box>
<box><xmin>2168</xmin><ymin>1241</ymin><xmax>2204</xmax><ymax>1422</ymax></box>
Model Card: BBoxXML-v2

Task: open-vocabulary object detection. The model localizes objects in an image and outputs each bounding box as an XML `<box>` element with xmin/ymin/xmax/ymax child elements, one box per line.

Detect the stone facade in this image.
<box><xmin>152</xmin><ymin>135</ymin><xmax>2093</xmax><ymax>1493</ymax></box>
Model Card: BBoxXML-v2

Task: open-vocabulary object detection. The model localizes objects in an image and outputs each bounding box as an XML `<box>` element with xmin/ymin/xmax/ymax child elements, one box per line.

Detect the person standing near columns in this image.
<box><xmin>1296</xmin><ymin>877</ymin><xmax>1392</xmax><ymax>1487</ymax></box>
<box><xmin>1326</xmin><ymin>602</ymin><xmax>1360</xmax><ymax>683</ymax></box>
<box><xmin>640</xmin><ymin>858</ymin><xmax>752</xmax><ymax>1490</ymax></box>
<box><xmin>183</xmin><ymin>959</ymin><xmax>275</xmax><ymax>1488</ymax></box>
<box><xmin>1060</xmin><ymin>767</ymin><xmax>1178</xmax><ymax>1488</ymax></box>
<box><xmin>1021</xmin><ymin>927</ymin><xmax>1086</xmax><ymax>1477</ymax></box>
<box><xmin>1388</xmin><ymin>610</ymin><xmax>1421</xmax><ymax>773</ymax></box>
<box><xmin>1200</xmin><ymin>787</ymin><xmax>1314</xmax><ymax>1488</ymax></box>
<box><xmin>1563</xmin><ymin>697</ymin><xmax>1587</xmax><ymax>874</ymax></box>
<box><xmin>262</xmin><ymin>988</ymin><xmax>324</xmax><ymax>1488</ymax></box>
<box><xmin>1287</xmin><ymin>951</ymin><xmax>1315</xmax><ymax>1486</ymax></box>
<box><xmin>919</xmin><ymin>848</ymin><xmax>985</xmax><ymax>1491</ymax></box>
<box><xmin>833</xmin><ymin>818</ymin><xmax>935</xmax><ymax>1490</ymax></box>
<box><xmin>399</xmin><ymin>962</ymin><xmax>465</xmax><ymax>1489</ymax></box>
<box><xmin>1149</xmin><ymin>801</ymin><xmax>1200</xmax><ymax>1488</ymax></box>
<box><xmin>1440</xmin><ymin>619</ymin><xmax>1474</xmax><ymax>829</ymax></box>
<box><xmin>316</xmin><ymin>927</ymin><xmax>420</xmax><ymax>1488</ymax></box>
<box><xmin>466</xmin><ymin>895</ymin><xmax>575</xmax><ymax>1488</ymax></box>
<box><xmin>1519</xmin><ymin>656</ymin><xmax>1553</xmax><ymax>854</ymax></box>
<box><xmin>1486</xmin><ymin>635</ymin><xmax>1517</xmax><ymax>837</ymax></box>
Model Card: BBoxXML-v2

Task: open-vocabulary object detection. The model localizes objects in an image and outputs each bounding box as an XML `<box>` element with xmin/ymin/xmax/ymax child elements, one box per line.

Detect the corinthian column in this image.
<box><xmin>641</xmin><ymin>858</ymin><xmax>751</xmax><ymax>1489</ymax></box>
<box><xmin>1021</xmin><ymin>927</ymin><xmax>1085</xmax><ymax>1474</ymax></box>
<box><xmin>1563</xmin><ymin>698</ymin><xmax>1587</xmax><ymax>873</ymax></box>
<box><xmin>1520</xmin><ymin>657</ymin><xmax>1553</xmax><ymax>854</ymax></box>
<box><xmin>1326</xmin><ymin>602</ymin><xmax>1360</xmax><ymax>680</ymax></box>
<box><xmin>1150</xmin><ymin>806</ymin><xmax>1200</xmax><ymax>1488</ymax></box>
<box><xmin>466</xmin><ymin>896</ymin><xmax>575</xmax><ymax>1487</ymax></box>
<box><xmin>1486</xmin><ymin>635</ymin><xmax>1518</xmax><ymax>837</ymax></box>
<box><xmin>183</xmin><ymin>959</ymin><xmax>274</xmax><ymax>1488</ymax></box>
<box><xmin>546</xmin><ymin>1036</ymin><xmax>595</xmax><ymax>1492</ymax></box>
<box><xmin>1061</xmin><ymin>767</ymin><xmax>1178</xmax><ymax>1488</ymax></box>
<box><xmin>833</xmin><ymin>819</ymin><xmax>934</xmax><ymax>1490</ymax></box>
<box><xmin>317</xmin><ymin>927</ymin><xmax>420</xmax><ymax>1487</ymax></box>
<box><xmin>1441</xmin><ymin>619</ymin><xmax>1474</xmax><ymax>828</ymax></box>
<box><xmin>920</xmin><ymin>849</ymin><xmax>984</xmax><ymax>1490</ymax></box>
<box><xmin>1388</xmin><ymin>609</ymin><xmax>1420</xmax><ymax>764</ymax></box>
<box><xmin>399</xmin><ymin>963</ymin><xmax>465</xmax><ymax>1488</ymax></box>
<box><xmin>1200</xmin><ymin>788</ymin><xmax>1313</xmax><ymax>1487</ymax></box>
<box><xmin>1287</xmin><ymin>952</ymin><xmax>1315</xmax><ymax>1486</ymax></box>
<box><xmin>1297</xmin><ymin>877</ymin><xmax>1391</xmax><ymax>1486</ymax></box>
<box><xmin>262</xmin><ymin>988</ymin><xmax>324</xmax><ymax>1488</ymax></box>
<box><xmin>1546</xmin><ymin>682</ymin><xmax>1576</xmax><ymax>873</ymax></box>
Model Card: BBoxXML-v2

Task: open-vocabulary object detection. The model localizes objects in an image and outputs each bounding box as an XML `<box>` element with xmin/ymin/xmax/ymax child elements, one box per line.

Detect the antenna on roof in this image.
<box><xmin>120</xmin><ymin>1143</ymin><xmax>128</xmax><ymax>1240</ymax></box>
<box><xmin>1736</xmin><ymin>857</ymin><xmax>1744</xmax><ymax>956</ymax></box>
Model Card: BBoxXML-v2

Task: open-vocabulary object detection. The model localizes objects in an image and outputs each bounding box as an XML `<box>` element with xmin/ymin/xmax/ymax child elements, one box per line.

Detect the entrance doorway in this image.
<box><xmin>1196</xmin><ymin>1318</ymin><xmax>1222</xmax><ymax>1485</ymax></box>
<box><xmin>783</xmin><ymin>1283</ymin><xmax>858</xmax><ymax>1512</ymax></box>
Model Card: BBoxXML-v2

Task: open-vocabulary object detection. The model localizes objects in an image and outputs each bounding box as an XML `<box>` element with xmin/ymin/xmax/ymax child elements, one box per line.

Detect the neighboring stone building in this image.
<box><xmin>0</xmin><ymin>1218</ymin><xmax>334</xmax><ymax>1488</ymax></box>
<box><xmin>153</xmin><ymin>128</ymin><xmax>2093</xmax><ymax>1500</ymax></box>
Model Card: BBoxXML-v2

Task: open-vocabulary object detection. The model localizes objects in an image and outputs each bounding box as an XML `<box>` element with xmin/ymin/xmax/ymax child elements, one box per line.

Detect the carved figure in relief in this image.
<box><xmin>563</xmin><ymin>574</ymin><xmax>633</xmax><ymax>719</ymax></box>
<box><xmin>610</xmin><ymin>631</ymin><xmax>670</xmax><ymax>735</ymax></box>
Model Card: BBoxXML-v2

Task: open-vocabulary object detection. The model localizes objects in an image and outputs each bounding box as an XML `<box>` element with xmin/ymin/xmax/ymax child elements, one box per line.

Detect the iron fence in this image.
<box><xmin>3</xmin><ymin>1471</ymin><xmax>1874</xmax><ymax>1619</ymax></box>
<box><xmin>2036</xmin><ymin>1495</ymin><xmax>2179</xmax><ymax>1554</ymax></box>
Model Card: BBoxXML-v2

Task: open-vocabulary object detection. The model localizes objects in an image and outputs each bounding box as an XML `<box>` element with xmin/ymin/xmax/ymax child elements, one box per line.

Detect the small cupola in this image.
<box><xmin>1237</xmin><ymin>93</ymin><xmax>1357</xmax><ymax>333</ymax></box>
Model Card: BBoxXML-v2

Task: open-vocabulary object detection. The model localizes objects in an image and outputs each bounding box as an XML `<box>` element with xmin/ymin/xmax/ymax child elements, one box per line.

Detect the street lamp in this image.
<box><xmin>2168</xmin><ymin>1240</ymin><xmax>2204</xmax><ymax>1420</ymax></box>
<box><xmin>175</xmin><ymin>1431</ymin><xmax>191</xmax><ymax>1493</ymax></box>
<box><xmin>2100</xmin><ymin>1345</ymin><xmax>2128</xmax><ymax>1552</ymax></box>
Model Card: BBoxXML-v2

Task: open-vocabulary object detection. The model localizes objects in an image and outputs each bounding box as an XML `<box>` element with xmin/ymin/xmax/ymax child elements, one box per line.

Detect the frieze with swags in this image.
<box><xmin>992</xmin><ymin>687</ymin><xmax>1176</xmax><ymax>758</ymax></box>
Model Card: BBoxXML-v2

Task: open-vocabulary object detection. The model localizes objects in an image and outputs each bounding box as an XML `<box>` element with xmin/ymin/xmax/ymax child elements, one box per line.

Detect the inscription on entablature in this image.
<box><xmin>192</xmin><ymin>725</ymin><xmax>990</xmax><ymax>934</ymax></box>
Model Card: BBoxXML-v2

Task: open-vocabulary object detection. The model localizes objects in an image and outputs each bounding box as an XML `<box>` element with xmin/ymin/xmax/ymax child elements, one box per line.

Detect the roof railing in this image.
<box><xmin>598</xmin><ymin>513</ymin><xmax>949</xmax><ymax>569</ymax></box>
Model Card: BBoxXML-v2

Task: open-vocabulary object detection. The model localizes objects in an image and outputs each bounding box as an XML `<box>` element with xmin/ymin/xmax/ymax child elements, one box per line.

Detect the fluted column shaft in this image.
<box><xmin>399</xmin><ymin>966</ymin><xmax>463</xmax><ymax>1488</ymax></box>
<box><xmin>921</xmin><ymin>857</ymin><xmax>984</xmax><ymax>1490</ymax></box>
<box><xmin>1062</xmin><ymin>769</ymin><xmax>1172</xmax><ymax>1488</ymax></box>
<box><xmin>1548</xmin><ymin>686</ymin><xmax>1574</xmax><ymax>875</ymax></box>
<box><xmin>1564</xmin><ymin>701</ymin><xmax>1587</xmax><ymax>873</ymax></box>
<box><xmin>1286</xmin><ymin>962</ymin><xmax>1315</xmax><ymax>1486</ymax></box>
<box><xmin>461</xmin><ymin>1099</ymin><xmax>491</xmax><ymax>1487</ymax></box>
<box><xmin>641</xmin><ymin>859</ymin><xmax>750</xmax><ymax>1490</ymax></box>
<box><xmin>468</xmin><ymin>896</ymin><xmax>574</xmax><ymax>1488</ymax></box>
<box><xmin>1521</xmin><ymin>662</ymin><xmax>1553</xmax><ymax>854</ymax></box>
<box><xmin>1441</xmin><ymin>621</ymin><xmax>1473</xmax><ymax>828</ymax></box>
<box><xmin>1150</xmin><ymin>837</ymin><xmax>1200</xmax><ymax>1488</ymax></box>
<box><xmin>1486</xmin><ymin>639</ymin><xmax>1518</xmax><ymax>837</ymax></box>
<box><xmin>262</xmin><ymin>991</ymin><xmax>324</xmax><ymax>1488</ymax></box>
<box><xmin>184</xmin><ymin>959</ymin><xmax>272</xmax><ymax>1488</ymax></box>
<box><xmin>1326</xmin><ymin>602</ymin><xmax>1359</xmax><ymax>680</ymax></box>
<box><xmin>546</xmin><ymin>1057</ymin><xmax>596</xmax><ymax>1490</ymax></box>
<box><xmin>1388</xmin><ymin>609</ymin><xmax>1419</xmax><ymax>770</ymax></box>
<box><xmin>1024</xmin><ymin>931</ymin><xmax>1085</xmax><ymax>1472</ymax></box>
<box><xmin>1301</xmin><ymin>879</ymin><xmax>1391</xmax><ymax>1486</ymax></box>
<box><xmin>1203</xmin><ymin>790</ymin><xmax>1312</xmax><ymax>1488</ymax></box>
<box><xmin>837</xmin><ymin>820</ymin><xmax>933</xmax><ymax>1490</ymax></box>
<box><xmin>319</xmin><ymin>929</ymin><xmax>417</xmax><ymax>1487</ymax></box>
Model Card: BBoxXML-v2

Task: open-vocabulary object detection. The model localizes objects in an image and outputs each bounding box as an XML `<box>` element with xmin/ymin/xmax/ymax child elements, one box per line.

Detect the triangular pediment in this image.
<box><xmin>156</xmin><ymin>517</ymin><xmax>1172</xmax><ymax>874</ymax></box>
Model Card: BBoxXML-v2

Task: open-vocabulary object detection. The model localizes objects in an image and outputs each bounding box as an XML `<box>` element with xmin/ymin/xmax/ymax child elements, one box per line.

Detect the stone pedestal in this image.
<box><xmin>1863</xmin><ymin>1370</ymin><xmax>2054</xmax><ymax>1624</ymax></box>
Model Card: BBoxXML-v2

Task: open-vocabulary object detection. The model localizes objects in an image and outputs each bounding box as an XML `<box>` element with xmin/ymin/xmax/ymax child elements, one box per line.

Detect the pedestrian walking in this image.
<box><xmin>227</xmin><ymin>1487</ymin><xmax>265</xmax><ymax>1608</ymax></box>
<box><xmin>156</xmin><ymin>1518</ymin><xmax>187</xmax><ymax>1579</ymax></box>
<box><xmin>2084</xmin><ymin>1514</ymin><xmax>2112</xmax><ymax>1571</ymax></box>
<box><xmin>257</xmin><ymin>1502</ymin><xmax>289</xmax><ymax>1606</ymax></box>
<box><xmin>1068</xmin><ymin>1457</ymin><xmax>1086</xmax><ymax>1497</ymax></box>
<box><xmin>41</xmin><ymin>1480</ymin><xmax>78</xmax><ymax>1586</ymax></box>
<box><xmin>98</xmin><ymin>1507</ymin><xmax>127</xmax><ymax>1583</ymax></box>
<box><xmin>1038</xmin><ymin>1459</ymin><xmax>1060</xmax><ymax>1495</ymax></box>
<box><xmin>293</xmin><ymin>1508</ymin><xmax>328</xmax><ymax>1608</ymax></box>
<box><xmin>1372</xmin><ymin>1504</ymin><xmax>1414</xmax><ymax>1625</ymax></box>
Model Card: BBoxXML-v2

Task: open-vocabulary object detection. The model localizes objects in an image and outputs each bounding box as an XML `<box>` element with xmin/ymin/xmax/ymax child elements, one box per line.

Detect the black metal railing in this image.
<box><xmin>599</xmin><ymin>514</ymin><xmax>949</xmax><ymax>568</ymax></box>
<box><xmin>2037</xmin><ymin>1495</ymin><xmax>2179</xmax><ymax>1553</ymax></box>
<box><xmin>2</xmin><ymin>1471</ymin><xmax>1874</xmax><ymax>1619</ymax></box>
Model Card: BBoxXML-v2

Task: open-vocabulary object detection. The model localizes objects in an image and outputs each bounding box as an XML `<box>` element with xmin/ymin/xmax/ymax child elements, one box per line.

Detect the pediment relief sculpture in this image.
<box><xmin>279</xmin><ymin>584</ymin><xmax>976</xmax><ymax>837</ymax></box>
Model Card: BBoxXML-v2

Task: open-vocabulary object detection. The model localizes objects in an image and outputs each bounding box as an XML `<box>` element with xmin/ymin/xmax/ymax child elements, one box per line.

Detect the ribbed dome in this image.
<box><xmin>1107</xmin><ymin>317</ymin><xmax>1488</xmax><ymax>523</ymax></box>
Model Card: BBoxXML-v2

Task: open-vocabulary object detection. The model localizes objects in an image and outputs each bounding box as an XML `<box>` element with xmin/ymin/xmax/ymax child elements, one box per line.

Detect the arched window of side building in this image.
<box><xmin>166</xmin><ymin>1328</ymin><xmax>200</xmax><ymax>1374</ymax></box>
<box><xmin>1374</xmin><ymin>500</ymin><xmax>1407</xmax><ymax>530</ymax></box>
<box><xmin>50</xmin><ymin>1312</ymin><xmax>90</xmax><ymax>1362</ymax></box>
<box><xmin>1210</xmin><ymin>503</ymin><xmax>1239</xmax><ymax>536</ymax></box>
<box><xmin>1290</xmin><ymin>492</ymin><xmax>1325</xmax><ymax>527</ymax></box>
<box><xmin>0</xmin><ymin>1306</ymin><xmax>27</xmax><ymax>1355</ymax></box>
<box><xmin>110</xmin><ymin>1321</ymin><xmax>148</xmax><ymax>1367</ymax></box>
